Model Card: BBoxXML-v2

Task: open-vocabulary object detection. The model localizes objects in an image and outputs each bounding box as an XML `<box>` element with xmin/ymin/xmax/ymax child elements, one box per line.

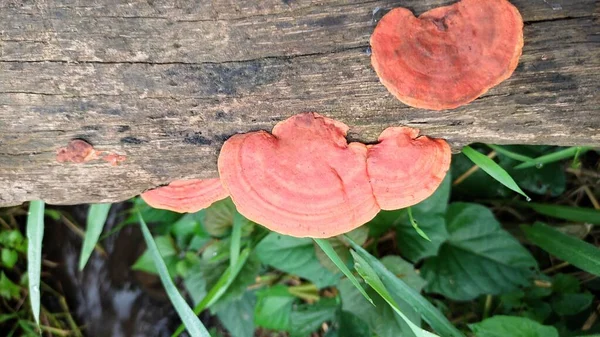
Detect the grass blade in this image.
<box><xmin>522</xmin><ymin>222</ymin><xmax>600</xmax><ymax>276</ymax></box>
<box><xmin>462</xmin><ymin>146</ymin><xmax>530</xmax><ymax>201</ymax></box>
<box><xmin>514</xmin><ymin>146</ymin><xmax>592</xmax><ymax>169</ymax></box>
<box><xmin>79</xmin><ymin>203</ymin><xmax>111</xmax><ymax>270</ymax></box>
<box><xmin>26</xmin><ymin>200</ymin><xmax>45</xmax><ymax>326</ymax></box>
<box><xmin>408</xmin><ymin>207</ymin><xmax>431</xmax><ymax>241</ymax></box>
<box><xmin>314</xmin><ymin>238</ymin><xmax>373</xmax><ymax>305</ymax></box>
<box><xmin>486</xmin><ymin>144</ymin><xmax>534</xmax><ymax>162</ymax></box>
<box><xmin>515</xmin><ymin>202</ymin><xmax>600</xmax><ymax>225</ymax></box>
<box><xmin>346</xmin><ymin>236</ymin><xmax>465</xmax><ymax>337</ymax></box>
<box><xmin>138</xmin><ymin>211</ymin><xmax>210</xmax><ymax>337</ymax></box>
<box><xmin>229</xmin><ymin>212</ymin><xmax>243</xmax><ymax>271</ymax></box>
<box><xmin>351</xmin><ymin>250</ymin><xmax>438</xmax><ymax>337</ymax></box>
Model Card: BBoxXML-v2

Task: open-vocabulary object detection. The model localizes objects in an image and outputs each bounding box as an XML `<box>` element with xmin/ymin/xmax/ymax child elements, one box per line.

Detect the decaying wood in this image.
<box><xmin>0</xmin><ymin>0</ymin><xmax>599</xmax><ymax>206</ymax></box>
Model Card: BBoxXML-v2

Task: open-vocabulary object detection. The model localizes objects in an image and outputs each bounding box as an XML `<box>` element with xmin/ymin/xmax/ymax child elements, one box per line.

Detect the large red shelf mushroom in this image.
<box><xmin>218</xmin><ymin>113</ymin><xmax>451</xmax><ymax>238</ymax></box>
<box><xmin>370</xmin><ymin>0</ymin><xmax>524</xmax><ymax>110</ymax></box>
<box><xmin>141</xmin><ymin>178</ymin><xmax>228</xmax><ymax>213</ymax></box>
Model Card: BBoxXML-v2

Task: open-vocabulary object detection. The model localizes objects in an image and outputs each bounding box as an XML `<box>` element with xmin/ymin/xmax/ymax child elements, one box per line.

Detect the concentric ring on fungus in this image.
<box><xmin>141</xmin><ymin>178</ymin><xmax>228</xmax><ymax>213</ymax></box>
<box><xmin>370</xmin><ymin>0</ymin><xmax>524</xmax><ymax>110</ymax></box>
<box><xmin>218</xmin><ymin>113</ymin><xmax>451</xmax><ymax>238</ymax></box>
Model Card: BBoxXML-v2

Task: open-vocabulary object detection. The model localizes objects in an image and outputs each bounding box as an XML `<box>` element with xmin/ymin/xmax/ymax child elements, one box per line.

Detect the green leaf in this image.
<box><xmin>486</xmin><ymin>144</ymin><xmax>534</xmax><ymax>162</ymax></box>
<box><xmin>470</xmin><ymin>315</ymin><xmax>558</xmax><ymax>337</ymax></box>
<box><xmin>337</xmin><ymin>311</ymin><xmax>372</xmax><ymax>337</ymax></box>
<box><xmin>138</xmin><ymin>211</ymin><xmax>210</xmax><ymax>337</ymax></box>
<box><xmin>79</xmin><ymin>203</ymin><xmax>111</xmax><ymax>270</ymax></box>
<box><xmin>132</xmin><ymin>235</ymin><xmax>178</xmax><ymax>275</ymax></box>
<box><xmin>351</xmin><ymin>250</ymin><xmax>437</xmax><ymax>337</ymax></box>
<box><xmin>255</xmin><ymin>233</ymin><xmax>339</xmax><ymax>288</ymax></box>
<box><xmin>522</xmin><ymin>222</ymin><xmax>600</xmax><ymax>276</ymax></box>
<box><xmin>551</xmin><ymin>292</ymin><xmax>594</xmax><ymax>316</ymax></box>
<box><xmin>422</xmin><ymin>203</ymin><xmax>537</xmax><ymax>301</ymax></box>
<box><xmin>516</xmin><ymin>202</ymin><xmax>600</xmax><ymax>225</ymax></box>
<box><xmin>380</xmin><ymin>256</ymin><xmax>426</xmax><ymax>292</ymax></box>
<box><xmin>26</xmin><ymin>200</ymin><xmax>44</xmax><ymax>325</ymax></box>
<box><xmin>229</xmin><ymin>212</ymin><xmax>243</xmax><ymax>271</ymax></box>
<box><xmin>397</xmin><ymin>214</ymin><xmax>449</xmax><ymax>262</ymax></box>
<box><xmin>407</xmin><ymin>208</ymin><xmax>431</xmax><ymax>241</ymax></box>
<box><xmin>203</xmin><ymin>198</ymin><xmax>237</xmax><ymax>237</ymax></box>
<box><xmin>514</xmin><ymin>146</ymin><xmax>592</xmax><ymax>169</ymax></box>
<box><xmin>1</xmin><ymin>248</ymin><xmax>18</xmax><ymax>268</ymax></box>
<box><xmin>412</xmin><ymin>172</ymin><xmax>452</xmax><ymax>215</ymax></box>
<box><xmin>347</xmin><ymin>238</ymin><xmax>464</xmax><ymax>337</ymax></box>
<box><xmin>462</xmin><ymin>146</ymin><xmax>530</xmax><ymax>200</ymax></box>
<box><xmin>552</xmin><ymin>273</ymin><xmax>580</xmax><ymax>293</ymax></box>
<box><xmin>215</xmin><ymin>291</ymin><xmax>256</xmax><ymax>337</ymax></box>
<box><xmin>290</xmin><ymin>298</ymin><xmax>338</xmax><ymax>337</ymax></box>
<box><xmin>0</xmin><ymin>271</ymin><xmax>21</xmax><ymax>299</ymax></box>
<box><xmin>314</xmin><ymin>238</ymin><xmax>373</xmax><ymax>305</ymax></box>
<box><xmin>254</xmin><ymin>285</ymin><xmax>295</xmax><ymax>331</ymax></box>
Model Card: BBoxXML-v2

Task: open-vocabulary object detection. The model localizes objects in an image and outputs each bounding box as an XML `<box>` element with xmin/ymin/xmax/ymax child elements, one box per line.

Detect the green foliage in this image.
<box><xmin>26</xmin><ymin>200</ymin><xmax>44</xmax><ymax>326</ymax></box>
<box><xmin>470</xmin><ymin>316</ymin><xmax>559</xmax><ymax>337</ymax></box>
<box><xmin>421</xmin><ymin>203</ymin><xmax>538</xmax><ymax>300</ymax></box>
<box><xmin>522</xmin><ymin>222</ymin><xmax>600</xmax><ymax>276</ymax></box>
<box><xmin>79</xmin><ymin>203</ymin><xmax>111</xmax><ymax>270</ymax></box>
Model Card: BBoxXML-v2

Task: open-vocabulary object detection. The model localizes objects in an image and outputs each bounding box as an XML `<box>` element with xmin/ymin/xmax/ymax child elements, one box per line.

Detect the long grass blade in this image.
<box><xmin>515</xmin><ymin>202</ymin><xmax>600</xmax><ymax>225</ymax></box>
<box><xmin>79</xmin><ymin>203</ymin><xmax>111</xmax><ymax>270</ymax></box>
<box><xmin>229</xmin><ymin>212</ymin><xmax>243</xmax><ymax>271</ymax></box>
<box><xmin>514</xmin><ymin>146</ymin><xmax>592</xmax><ymax>169</ymax></box>
<box><xmin>462</xmin><ymin>146</ymin><xmax>530</xmax><ymax>200</ymax></box>
<box><xmin>26</xmin><ymin>200</ymin><xmax>45</xmax><ymax>326</ymax></box>
<box><xmin>346</xmin><ymin>236</ymin><xmax>465</xmax><ymax>337</ymax></box>
<box><xmin>486</xmin><ymin>144</ymin><xmax>534</xmax><ymax>162</ymax></box>
<box><xmin>522</xmin><ymin>222</ymin><xmax>600</xmax><ymax>276</ymax></box>
<box><xmin>138</xmin><ymin>211</ymin><xmax>210</xmax><ymax>337</ymax></box>
<box><xmin>314</xmin><ymin>238</ymin><xmax>373</xmax><ymax>305</ymax></box>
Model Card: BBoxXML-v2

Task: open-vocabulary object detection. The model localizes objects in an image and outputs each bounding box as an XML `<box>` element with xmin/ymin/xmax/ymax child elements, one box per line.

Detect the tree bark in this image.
<box><xmin>1</xmin><ymin>0</ymin><xmax>598</xmax><ymax>206</ymax></box>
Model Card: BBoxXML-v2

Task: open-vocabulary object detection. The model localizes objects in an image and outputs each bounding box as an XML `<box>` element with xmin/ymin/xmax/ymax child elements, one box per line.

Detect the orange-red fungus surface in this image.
<box><xmin>218</xmin><ymin>113</ymin><xmax>451</xmax><ymax>238</ymax></box>
<box><xmin>141</xmin><ymin>179</ymin><xmax>229</xmax><ymax>213</ymax></box>
<box><xmin>56</xmin><ymin>139</ymin><xmax>99</xmax><ymax>163</ymax></box>
<box><xmin>371</xmin><ymin>0</ymin><xmax>524</xmax><ymax>110</ymax></box>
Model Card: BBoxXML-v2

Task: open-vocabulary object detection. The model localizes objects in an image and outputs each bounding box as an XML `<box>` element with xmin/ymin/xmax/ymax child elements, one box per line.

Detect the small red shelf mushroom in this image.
<box><xmin>370</xmin><ymin>0</ymin><xmax>524</xmax><ymax>110</ymax></box>
<box><xmin>218</xmin><ymin>113</ymin><xmax>451</xmax><ymax>238</ymax></box>
<box><xmin>141</xmin><ymin>178</ymin><xmax>228</xmax><ymax>213</ymax></box>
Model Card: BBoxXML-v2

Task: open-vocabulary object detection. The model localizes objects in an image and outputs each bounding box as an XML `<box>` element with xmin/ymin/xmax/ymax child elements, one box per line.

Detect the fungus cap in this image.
<box><xmin>218</xmin><ymin>113</ymin><xmax>451</xmax><ymax>238</ymax></box>
<box><xmin>141</xmin><ymin>178</ymin><xmax>228</xmax><ymax>213</ymax></box>
<box><xmin>218</xmin><ymin>113</ymin><xmax>379</xmax><ymax>238</ymax></box>
<box><xmin>367</xmin><ymin>127</ymin><xmax>451</xmax><ymax>209</ymax></box>
<box><xmin>371</xmin><ymin>0</ymin><xmax>524</xmax><ymax>110</ymax></box>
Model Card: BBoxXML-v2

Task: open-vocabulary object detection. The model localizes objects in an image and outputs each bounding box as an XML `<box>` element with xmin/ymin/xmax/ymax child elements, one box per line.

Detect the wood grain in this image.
<box><xmin>1</xmin><ymin>0</ymin><xmax>599</xmax><ymax>206</ymax></box>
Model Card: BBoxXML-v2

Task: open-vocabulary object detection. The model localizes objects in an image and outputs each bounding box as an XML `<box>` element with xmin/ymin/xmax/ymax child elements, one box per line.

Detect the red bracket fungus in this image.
<box><xmin>370</xmin><ymin>0</ymin><xmax>524</xmax><ymax>110</ymax></box>
<box><xmin>141</xmin><ymin>178</ymin><xmax>229</xmax><ymax>213</ymax></box>
<box><xmin>218</xmin><ymin>113</ymin><xmax>450</xmax><ymax>238</ymax></box>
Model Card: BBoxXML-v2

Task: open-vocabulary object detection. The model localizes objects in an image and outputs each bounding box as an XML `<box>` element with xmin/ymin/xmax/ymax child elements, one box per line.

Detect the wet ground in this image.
<box><xmin>44</xmin><ymin>203</ymin><xmax>186</xmax><ymax>337</ymax></box>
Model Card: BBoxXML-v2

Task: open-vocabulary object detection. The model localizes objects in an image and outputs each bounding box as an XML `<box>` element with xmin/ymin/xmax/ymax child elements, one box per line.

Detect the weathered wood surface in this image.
<box><xmin>0</xmin><ymin>0</ymin><xmax>599</xmax><ymax>206</ymax></box>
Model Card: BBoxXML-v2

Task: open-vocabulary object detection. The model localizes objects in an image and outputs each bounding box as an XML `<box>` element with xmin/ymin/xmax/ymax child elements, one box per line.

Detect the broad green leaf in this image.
<box><xmin>138</xmin><ymin>211</ymin><xmax>210</xmax><ymax>337</ymax></box>
<box><xmin>397</xmin><ymin>214</ymin><xmax>449</xmax><ymax>262</ymax></box>
<box><xmin>486</xmin><ymin>144</ymin><xmax>534</xmax><ymax>162</ymax></box>
<box><xmin>422</xmin><ymin>203</ymin><xmax>537</xmax><ymax>301</ymax></box>
<box><xmin>215</xmin><ymin>291</ymin><xmax>256</xmax><ymax>337</ymax></box>
<box><xmin>462</xmin><ymin>146</ymin><xmax>530</xmax><ymax>200</ymax></box>
<box><xmin>470</xmin><ymin>315</ymin><xmax>558</xmax><ymax>337</ymax></box>
<box><xmin>522</xmin><ymin>222</ymin><xmax>600</xmax><ymax>276</ymax></box>
<box><xmin>0</xmin><ymin>272</ymin><xmax>20</xmax><ymax>299</ymax></box>
<box><xmin>347</xmin><ymin>238</ymin><xmax>464</xmax><ymax>337</ymax></box>
<box><xmin>132</xmin><ymin>235</ymin><xmax>178</xmax><ymax>275</ymax></box>
<box><xmin>552</xmin><ymin>273</ymin><xmax>580</xmax><ymax>293</ymax></box>
<box><xmin>254</xmin><ymin>285</ymin><xmax>295</xmax><ymax>331</ymax></box>
<box><xmin>314</xmin><ymin>238</ymin><xmax>373</xmax><ymax>304</ymax></box>
<box><xmin>315</xmin><ymin>227</ymin><xmax>370</xmax><ymax>273</ymax></box>
<box><xmin>515</xmin><ymin>146</ymin><xmax>592</xmax><ymax>169</ymax></box>
<box><xmin>256</xmin><ymin>233</ymin><xmax>339</xmax><ymax>288</ymax></box>
<box><xmin>351</xmin><ymin>251</ymin><xmax>437</xmax><ymax>337</ymax></box>
<box><xmin>1</xmin><ymin>248</ymin><xmax>18</xmax><ymax>268</ymax></box>
<box><xmin>551</xmin><ymin>292</ymin><xmax>593</xmax><ymax>316</ymax></box>
<box><xmin>380</xmin><ymin>256</ymin><xmax>426</xmax><ymax>292</ymax></box>
<box><xmin>412</xmin><ymin>172</ymin><xmax>451</xmax><ymax>215</ymax></box>
<box><xmin>203</xmin><ymin>198</ymin><xmax>236</xmax><ymax>237</ymax></box>
<box><xmin>26</xmin><ymin>200</ymin><xmax>44</xmax><ymax>325</ymax></box>
<box><xmin>79</xmin><ymin>203</ymin><xmax>111</xmax><ymax>270</ymax></box>
<box><xmin>289</xmin><ymin>298</ymin><xmax>338</xmax><ymax>337</ymax></box>
<box><xmin>516</xmin><ymin>202</ymin><xmax>600</xmax><ymax>225</ymax></box>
